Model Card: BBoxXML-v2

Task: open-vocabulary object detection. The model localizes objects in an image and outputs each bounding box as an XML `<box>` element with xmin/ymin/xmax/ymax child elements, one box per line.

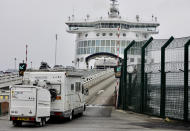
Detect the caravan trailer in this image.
<box><xmin>9</xmin><ymin>85</ymin><xmax>51</xmax><ymax>126</ymax></box>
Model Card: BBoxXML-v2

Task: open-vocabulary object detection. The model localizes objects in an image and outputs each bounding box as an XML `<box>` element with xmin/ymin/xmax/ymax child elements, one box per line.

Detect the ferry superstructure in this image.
<box><xmin>66</xmin><ymin>0</ymin><xmax>160</xmax><ymax>69</ymax></box>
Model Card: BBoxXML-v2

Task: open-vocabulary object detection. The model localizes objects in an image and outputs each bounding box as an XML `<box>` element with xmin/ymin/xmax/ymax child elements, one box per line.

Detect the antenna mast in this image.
<box><xmin>109</xmin><ymin>0</ymin><xmax>120</xmax><ymax>18</ymax></box>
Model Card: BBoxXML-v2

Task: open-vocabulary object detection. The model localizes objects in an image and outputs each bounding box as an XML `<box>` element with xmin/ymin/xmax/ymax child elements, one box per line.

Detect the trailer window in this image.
<box><xmin>50</xmin><ymin>84</ymin><xmax>61</xmax><ymax>95</ymax></box>
<box><xmin>75</xmin><ymin>82</ymin><xmax>81</xmax><ymax>92</ymax></box>
<box><xmin>71</xmin><ymin>84</ymin><xmax>74</xmax><ymax>91</ymax></box>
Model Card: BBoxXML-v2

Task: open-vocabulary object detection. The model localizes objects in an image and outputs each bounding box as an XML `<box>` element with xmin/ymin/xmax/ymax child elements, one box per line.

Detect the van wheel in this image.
<box><xmin>79</xmin><ymin>112</ymin><xmax>83</xmax><ymax>116</ymax></box>
<box><xmin>69</xmin><ymin>111</ymin><xmax>73</xmax><ymax>121</ymax></box>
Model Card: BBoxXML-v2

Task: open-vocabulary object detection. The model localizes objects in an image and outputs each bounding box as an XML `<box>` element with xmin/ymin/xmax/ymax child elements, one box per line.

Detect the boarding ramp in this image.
<box><xmin>82</xmin><ymin>69</ymin><xmax>114</xmax><ymax>88</ymax></box>
<box><xmin>0</xmin><ymin>74</ymin><xmax>22</xmax><ymax>89</ymax></box>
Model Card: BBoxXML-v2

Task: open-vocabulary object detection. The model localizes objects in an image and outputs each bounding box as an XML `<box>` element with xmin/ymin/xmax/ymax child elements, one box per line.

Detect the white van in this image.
<box><xmin>9</xmin><ymin>85</ymin><xmax>51</xmax><ymax>126</ymax></box>
<box><xmin>23</xmin><ymin>71</ymin><xmax>88</xmax><ymax>120</ymax></box>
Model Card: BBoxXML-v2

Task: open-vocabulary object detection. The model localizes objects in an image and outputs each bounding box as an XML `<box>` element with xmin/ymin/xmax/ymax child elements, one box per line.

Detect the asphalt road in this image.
<box><xmin>0</xmin><ymin>106</ymin><xmax>190</xmax><ymax>131</ymax></box>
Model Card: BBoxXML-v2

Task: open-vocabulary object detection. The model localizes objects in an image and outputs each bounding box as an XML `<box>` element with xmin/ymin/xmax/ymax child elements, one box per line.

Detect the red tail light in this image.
<box><xmin>54</xmin><ymin>112</ymin><xmax>62</xmax><ymax>116</ymax></box>
<box><xmin>11</xmin><ymin>117</ymin><xmax>16</xmax><ymax>120</ymax></box>
<box><xmin>29</xmin><ymin>118</ymin><xmax>35</xmax><ymax>121</ymax></box>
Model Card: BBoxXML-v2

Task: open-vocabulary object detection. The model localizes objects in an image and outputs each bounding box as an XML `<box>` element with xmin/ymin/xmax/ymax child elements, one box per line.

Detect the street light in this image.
<box><xmin>14</xmin><ymin>58</ymin><xmax>17</xmax><ymax>70</ymax></box>
<box><xmin>31</xmin><ymin>61</ymin><xmax>33</xmax><ymax>69</ymax></box>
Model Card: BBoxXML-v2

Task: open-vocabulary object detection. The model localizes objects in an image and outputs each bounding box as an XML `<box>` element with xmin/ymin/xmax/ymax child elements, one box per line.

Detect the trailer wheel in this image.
<box><xmin>36</xmin><ymin>119</ymin><xmax>43</xmax><ymax>127</ymax></box>
<box><xmin>42</xmin><ymin>118</ymin><xmax>46</xmax><ymax>126</ymax></box>
<box><xmin>13</xmin><ymin>121</ymin><xmax>22</xmax><ymax>127</ymax></box>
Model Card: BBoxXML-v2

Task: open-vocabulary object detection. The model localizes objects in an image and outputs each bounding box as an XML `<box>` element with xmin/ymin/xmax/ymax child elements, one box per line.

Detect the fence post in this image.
<box><xmin>128</xmin><ymin>73</ymin><xmax>132</xmax><ymax>106</ymax></box>
<box><xmin>123</xmin><ymin>40</ymin><xmax>135</xmax><ymax>110</ymax></box>
<box><xmin>117</xmin><ymin>64</ymin><xmax>123</xmax><ymax>108</ymax></box>
<box><xmin>184</xmin><ymin>39</ymin><xmax>190</xmax><ymax>121</ymax></box>
<box><xmin>160</xmin><ymin>36</ymin><xmax>174</xmax><ymax>118</ymax></box>
<box><xmin>141</xmin><ymin>37</ymin><xmax>153</xmax><ymax>113</ymax></box>
<box><xmin>118</xmin><ymin>64</ymin><xmax>123</xmax><ymax>108</ymax></box>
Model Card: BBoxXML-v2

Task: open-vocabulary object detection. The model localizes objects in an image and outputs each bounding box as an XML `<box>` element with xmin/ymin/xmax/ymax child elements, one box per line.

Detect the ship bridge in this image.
<box><xmin>65</xmin><ymin>0</ymin><xmax>160</xmax><ymax>69</ymax></box>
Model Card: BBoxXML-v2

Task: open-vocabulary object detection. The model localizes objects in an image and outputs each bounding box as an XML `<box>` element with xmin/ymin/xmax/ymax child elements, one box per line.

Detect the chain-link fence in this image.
<box><xmin>118</xmin><ymin>36</ymin><xmax>190</xmax><ymax>121</ymax></box>
<box><xmin>144</xmin><ymin>39</ymin><xmax>167</xmax><ymax>116</ymax></box>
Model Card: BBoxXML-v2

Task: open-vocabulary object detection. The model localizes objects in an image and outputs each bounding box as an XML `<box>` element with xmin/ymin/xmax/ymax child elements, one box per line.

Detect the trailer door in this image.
<box><xmin>10</xmin><ymin>87</ymin><xmax>36</xmax><ymax>117</ymax></box>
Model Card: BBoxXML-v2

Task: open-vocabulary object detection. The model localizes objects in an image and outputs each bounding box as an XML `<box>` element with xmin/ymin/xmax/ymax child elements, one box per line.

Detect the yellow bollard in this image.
<box><xmin>0</xmin><ymin>96</ymin><xmax>3</xmax><ymax>100</ymax></box>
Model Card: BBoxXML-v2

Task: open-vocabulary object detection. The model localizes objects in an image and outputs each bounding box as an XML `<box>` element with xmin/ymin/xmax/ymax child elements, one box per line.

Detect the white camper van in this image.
<box><xmin>23</xmin><ymin>71</ymin><xmax>87</xmax><ymax>120</ymax></box>
<box><xmin>9</xmin><ymin>85</ymin><xmax>51</xmax><ymax>126</ymax></box>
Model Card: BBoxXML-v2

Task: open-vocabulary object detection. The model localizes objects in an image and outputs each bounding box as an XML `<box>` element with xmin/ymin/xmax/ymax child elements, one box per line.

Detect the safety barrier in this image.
<box><xmin>83</xmin><ymin>69</ymin><xmax>114</xmax><ymax>88</ymax></box>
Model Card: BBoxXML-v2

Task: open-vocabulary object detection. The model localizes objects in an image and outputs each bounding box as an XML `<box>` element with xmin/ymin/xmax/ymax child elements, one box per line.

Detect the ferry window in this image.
<box><xmin>81</xmin><ymin>48</ymin><xmax>84</xmax><ymax>54</ymax></box>
<box><xmin>96</xmin><ymin>33</ymin><xmax>100</xmax><ymax>36</ymax></box>
<box><xmin>131</xmin><ymin>48</ymin><xmax>135</xmax><ymax>54</ymax></box>
<box><xmin>109</xmin><ymin>23</ymin><xmax>114</xmax><ymax>28</ymax></box>
<box><xmin>111</xmin><ymin>40</ymin><xmax>115</xmax><ymax>46</ymax></box>
<box><xmin>102</xmin><ymin>33</ymin><xmax>106</xmax><ymax>36</ymax></box>
<box><xmin>75</xmin><ymin>82</ymin><xmax>81</xmax><ymax>92</ymax></box>
<box><xmin>88</xmin><ymin>40</ymin><xmax>91</xmax><ymax>46</ymax></box>
<box><xmin>96</xmin><ymin>47</ymin><xmax>100</xmax><ymax>53</ymax></box>
<box><xmin>109</xmin><ymin>33</ymin><xmax>113</xmax><ymax>36</ymax></box>
<box><xmin>106</xmin><ymin>40</ymin><xmax>110</xmax><ymax>46</ymax></box>
<box><xmin>84</xmin><ymin>48</ymin><xmax>87</xmax><ymax>54</ymax></box>
<box><xmin>111</xmin><ymin>47</ymin><xmax>115</xmax><ymax>54</ymax></box>
<box><xmin>130</xmin><ymin>58</ymin><xmax>135</xmax><ymax>62</ymax></box>
<box><xmin>96</xmin><ymin>40</ymin><xmax>100</xmax><ymax>46</ymax></box>
<box><xmin>84</xmin><ymin>41</ymin><xmax>87</xmax><ymax>47</ymax></box>
<box><xmin>80</xmin><ymin>48</ymin><xmax>83</xmax><ymax>55</ymax></box>
<box><xmin>126</xmin><ymin>41</ymin><xmax>130</xmax><ymax>47</ymax></box>
<box><xmin>101</xmin><ymin>40</ymin><xmax>105</xmax><ymax>46</ymax></box>
<box><xmin>71</xmin><ymin>84</ymin><xmax>74</xmax><ymax>91</ymax></box>
<box><xmin>123</xmin><ymin>33</ymin><xmax>126</xmax><ymax>37</ymax></box>
<box><xmin>92</xmin><ymin>40</ymin><xmax>95</xmax><ymax>46</ymax></box>
<box><xmin>100</xmin><ymin>47</ymin><xmax>105</xmax><ymax>52</ymax></box>
<box><xmin>87</xmin><ymin>48</ymin><xmax>90</xmax><ymax>54</ymax></box>
<box><xmin>85</xmin><ymin>34</ymin><xmax>88</xmax><ymax>37</ymax></box>
<box><xmin>81</xmin><ymin>41</ymin><xmax>84</xmax><ymax>47</ymax></box>
<box><xmin>106</xmin><ymin>47</ymin><xmax>111</xmax><ymax>53</ymax></box>
<box><xmin>121</xmin><ymin>40</ymin><xmax>125</xmax><ymax>47</ymax></box>
<box><xmin>91</xmin><ymin>47</ymin><xmax>95</xmax><ymax>54</ymax></box>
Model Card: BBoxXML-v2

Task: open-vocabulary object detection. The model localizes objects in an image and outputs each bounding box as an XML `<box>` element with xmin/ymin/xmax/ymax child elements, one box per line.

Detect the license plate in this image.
<box><xmin>17</xmin><ymin>117</ymin><xmax>30</xmax><ymax>121</ymax></box>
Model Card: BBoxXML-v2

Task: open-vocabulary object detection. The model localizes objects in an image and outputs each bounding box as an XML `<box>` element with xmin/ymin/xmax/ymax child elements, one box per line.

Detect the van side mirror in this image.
<box><xmin>82</xmin><ymin>85</ymin><xmax>89</xmax><ymax>96</ymax></box>
<box><xmin>83</xmin><ymin>88</ymin><xmax>89</xmax><ymax>96</ymax></box>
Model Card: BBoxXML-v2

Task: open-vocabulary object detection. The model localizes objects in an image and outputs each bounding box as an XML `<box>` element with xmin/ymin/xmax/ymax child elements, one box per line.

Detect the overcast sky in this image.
<box><xmin>0</xmin><ymin>0</ymin><xmax>190</xmax><ymax>71</ymax></box>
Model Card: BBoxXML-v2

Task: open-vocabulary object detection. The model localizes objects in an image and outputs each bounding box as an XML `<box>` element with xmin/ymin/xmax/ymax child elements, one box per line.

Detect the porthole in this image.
<box><xmin>85</xmin><ymin>34</ymin><xmax>88</xmax><ymax>37</ymax></box>
<box><xmin>96</xmin><ymin>33</ymin><xmax>100</xmax><ymax>36</ymax></box>
<box><xmin>123</xmin><ymin>33</ymin><xmax>126</xmax><ymax>37</ymax></box>
<box><xmin>109</xmin><ymin>33</ymin><xmax>113</xmax><ymax>36</ymax></box>
<box><xmin>102</xmin><ymin>33</ymin><xmax>106</xmax><ymax>36</ymax></box>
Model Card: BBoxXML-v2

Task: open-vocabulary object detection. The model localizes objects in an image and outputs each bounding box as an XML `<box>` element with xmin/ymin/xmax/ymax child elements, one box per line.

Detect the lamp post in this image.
<box><xmin>55</xmin><ymin>34</ymin><xmax>58</xmax><ymax>66</ymax></box>
<box><xmin>31</xmin><ymin>61</ymin><xmax>32</xmax><ymax>69</ymax></box>
<box><xmin>14</xmin><ymin>58</ymin><xmax>17</xmax><ymax>70</ymax></box>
